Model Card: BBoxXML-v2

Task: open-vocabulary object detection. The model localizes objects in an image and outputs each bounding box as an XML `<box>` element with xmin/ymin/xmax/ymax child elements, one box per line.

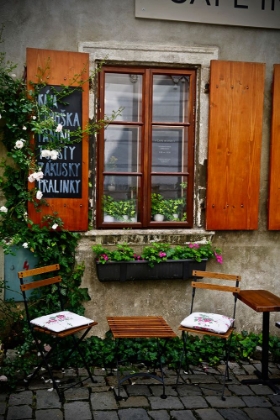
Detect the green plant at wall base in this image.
<box><xmin>92</xmin><ymin>241</ymin><xmax>223</xmax><ymax>266</ymax></box>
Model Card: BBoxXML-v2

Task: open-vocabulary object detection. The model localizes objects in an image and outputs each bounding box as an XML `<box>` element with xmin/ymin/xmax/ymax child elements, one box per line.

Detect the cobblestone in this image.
<box><xmin>1</xmin><ymin>360</ymin><xmax>280</xmax><ymax>419</ymax></box>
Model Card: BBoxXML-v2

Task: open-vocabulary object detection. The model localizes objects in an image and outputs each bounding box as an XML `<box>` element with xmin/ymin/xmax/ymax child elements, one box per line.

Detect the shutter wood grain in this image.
<box><xmin>268</xmin><ymin>65</ymin><xmax>280</xmax><ymax>230</ymax></box>
<box><xmin>206</xmin><ymin>60</ymin><xmax>265</xmax><ymax>230</ymax></box>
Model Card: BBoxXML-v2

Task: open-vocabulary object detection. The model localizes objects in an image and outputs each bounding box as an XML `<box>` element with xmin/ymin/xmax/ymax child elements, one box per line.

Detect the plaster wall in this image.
<box><xmin>1</xmin><ymin>0</ymin><xmax>280</xmax><ymax>336</ymax></box>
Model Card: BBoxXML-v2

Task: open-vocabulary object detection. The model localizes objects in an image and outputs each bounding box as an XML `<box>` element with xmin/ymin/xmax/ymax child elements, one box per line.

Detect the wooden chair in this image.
<box><xmin>18</xmin><ymin>264</ymin><xmax>98</xmax><ymax>402</ymax></box>
<box><xmin>176</xmin><ymin>270</ymin><xmax>241</xmax><ymax>400</ymax></box>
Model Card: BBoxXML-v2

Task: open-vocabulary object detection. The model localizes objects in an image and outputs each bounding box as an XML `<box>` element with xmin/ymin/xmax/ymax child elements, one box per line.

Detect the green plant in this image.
<box><xmin>151</xmin><ymin>193</ymin><xmax>186</xmax><ymax>221</ymax></box>
<box><xmin>0</xmin><ymin>40</ymin><xmax>121</xmax><ymax>385</ymax></box>
<box><xmin>92</xmin><ymin>241</ymin><xmax>223</xmax><ymax>266</ymax></box>
<box><xmin>103</xmin><ymin>195</ymin><xmax>116</xmax><ymax>216</ymax></box>
<box><xmin>102</xmin><ymin>196</ymin><xmax>137</xmax><ymax>221</ymax></box>
<box><xmin>164</xmin><ymin>198</ymin><xmax>186</xmax><ymax>221</ymax></box>
<box><xmin>151</xmin><ymin>193</ymin><xmax>166</xmax><ymax>216</ymax></box>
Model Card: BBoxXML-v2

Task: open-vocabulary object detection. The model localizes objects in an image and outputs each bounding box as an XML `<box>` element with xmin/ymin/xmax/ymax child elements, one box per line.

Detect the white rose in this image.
<box><xmin>22</xmin><ymin>242</ymin><xmax>28</xmax><ymax>249</ymax></box>
<box><xmin>50</xmin><ymin>150</ymin><xmax>59</xmax><ymax>160</ymax></box>
<box><xmin>55</xmin><ymin>123</ymin><xmax>63</xmax><ymax>133</ymax></box>
<box><xmin>0</xmin><ymin>206</ymin><xmax>8</xmax><ymax>213</ymax></box>
<box><xmin>35</xmin><ymin>171</ymin><xmax>44</xmax><ymax>180</ymax></box>
<box><xmin>22</xmin><ymin>126</ymin><xmax>27</xmax><ymax>130</ymax></box>
<box><xmin>15</xmin><ymin>139</ymin><xmax>25</xmax><ymax>149</ymax></box>
<box><xmin>41</xmin><ymin>149</ymin><xmax>51</xmax><ymax>158</ymax></box>
<box><xmin>36</xmin><ymin>190</ymin><xmax>43</xmax><ymax>200</ymax></box>
<box><xmin>0</xmin><ymin>375</ymin><xmax>7</xmax><ymax>382</ymax></box>
<box><xmin>52</xmin><ymin>223</ymin><xmax>58</xmax><ymax>230</ymax></box>
<box><xmin>28</xmin><ymin>173</ymin><xmax>36</xmax><ymax>183</ymax></box>
<box><xmin>32</xmin><ymin>116</ymin><xmax>36</xmax><ymax>120</ymax></box>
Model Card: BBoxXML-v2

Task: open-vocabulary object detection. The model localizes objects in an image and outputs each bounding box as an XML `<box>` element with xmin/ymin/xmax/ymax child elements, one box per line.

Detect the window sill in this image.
<box><xmin>84</xmin><ymin>228</ymin><xmax>214</xmax><ymax>245</ymax></box>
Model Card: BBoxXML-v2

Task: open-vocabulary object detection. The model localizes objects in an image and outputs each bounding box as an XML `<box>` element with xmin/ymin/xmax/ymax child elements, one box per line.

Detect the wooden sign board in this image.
<box><xmin>26</xmin><ymin>48</ymin><xmax>89</xmax><ymax>231</ymax></box>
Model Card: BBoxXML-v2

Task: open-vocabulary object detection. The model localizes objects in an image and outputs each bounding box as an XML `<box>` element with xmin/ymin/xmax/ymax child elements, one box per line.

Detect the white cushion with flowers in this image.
<box><xmin>30</xmin><ymin>311</ymin><xmax>94</xmax><ymax>333</ymax></box>
<box><xmin>180</xmin><ymin>312</ymin><xmax>234</xmax><ymax>334</ymax></box>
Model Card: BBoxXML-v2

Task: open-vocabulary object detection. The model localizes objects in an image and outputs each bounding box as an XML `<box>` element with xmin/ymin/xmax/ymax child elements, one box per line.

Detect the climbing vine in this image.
<box><xmin>0</xmin><ymin>36</ymin><xmax>120</xmax><ymax>369</ymax></box>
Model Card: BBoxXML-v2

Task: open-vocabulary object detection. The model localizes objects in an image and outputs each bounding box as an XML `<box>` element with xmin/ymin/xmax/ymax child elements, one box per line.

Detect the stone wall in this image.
<box><xmin>1</xmin><ymin>0</ymin><xmax>280</xmax><ymax>336</ymax></box>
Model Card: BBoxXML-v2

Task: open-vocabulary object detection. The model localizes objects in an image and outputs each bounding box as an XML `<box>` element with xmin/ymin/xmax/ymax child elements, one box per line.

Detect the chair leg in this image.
<box><xmin>175</xmin><ymin>331</ymin><xmax>189</xmax><ymax>388</ymax></box>
<box><xmin>25</xmin><ymin>328</ymin><xmax>95</xmax><ymax>400</ymax></box>
<box><xmin>221</xmin><ymin>338</ymin><xmax>232</xmax><ymax>401</ymax></box>
<box><xmin>25</xmin><ymin>335</ymin><xmax>65</xmax><ymax>402</ymax></box>
<box><xmin>70</xmin><ymin>334</ymin><xmax>96</xmax><ymax>384</ymax></box>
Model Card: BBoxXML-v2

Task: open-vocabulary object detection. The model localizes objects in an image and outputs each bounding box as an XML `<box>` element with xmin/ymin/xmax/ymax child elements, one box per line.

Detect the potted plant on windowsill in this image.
<box><xmin>151</xmin><ymin>193</ymin><xmax>166</xmax><ymax>221</ymax></box>
<box><xmin>103</xmin><ymin>196</ymin><xmax>137</xmax><ymax>223</ymax></box>
<box><xmin>92</xmin><ymin>242</ymin><xmax>223</xmax><ymax>282</ymax></box>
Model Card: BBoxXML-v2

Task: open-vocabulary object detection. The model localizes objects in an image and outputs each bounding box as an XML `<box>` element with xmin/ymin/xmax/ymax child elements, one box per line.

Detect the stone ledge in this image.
<box><xmin>82</xmin><ymin>229</ymin><xmax>214</xmax><ymax>246</ymax></box>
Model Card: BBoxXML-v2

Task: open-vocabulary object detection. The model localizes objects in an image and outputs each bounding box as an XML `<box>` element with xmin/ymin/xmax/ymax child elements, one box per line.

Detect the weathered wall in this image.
<box><xmin>1</xmin><ymin>0</ymin><xmax>280</xmax><ymax>337</ymax></box>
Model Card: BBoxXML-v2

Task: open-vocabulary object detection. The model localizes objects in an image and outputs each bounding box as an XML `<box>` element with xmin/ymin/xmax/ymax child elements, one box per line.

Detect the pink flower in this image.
<box><xmin>188</xmin><ymin>243</ymin><xmax>199</xmax><ymax>248</ymax></box>
<box><xmin>215</xmin><ymin>252</ymin><xmax>223</xmax><ymax>264</ymax></box>
<box><xmin>101</xmin><ymin>253</ymin><xmax>108</xmax><ymax>261</ymax></box>
<box><xmin>134</xmin><ymin>254</ymin><xmax>141</xmax><ymax>260</ymax></box>
<box><xmin>159</xmin><ymin>251</ymin><xmax>166</xmax><ymax>258</ymax></box>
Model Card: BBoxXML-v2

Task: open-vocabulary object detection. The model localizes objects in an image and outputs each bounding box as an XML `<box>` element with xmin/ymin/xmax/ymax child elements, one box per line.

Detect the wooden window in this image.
<box><xmin>96</xmin><ymin>67</ymin><xmax>196</xmax><ymax>228</ymax></box>
<box><xmin>27</xmin><ymin>48</ymin><xmax>89</xmax><ymax>231</ymax></box>
<box><xmin>206</xmin><ymin>60</ymin><xmax>265</xmax><ymax>230</ymax></box>
<box><xmin>268</xmin><ymin>65</ymin><xmax>280</xmax><ymax>230</ymax></box>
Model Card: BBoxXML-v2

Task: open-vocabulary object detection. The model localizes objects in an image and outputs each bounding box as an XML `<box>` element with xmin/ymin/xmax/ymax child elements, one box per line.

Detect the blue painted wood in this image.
<box><xmin>4</xmin><ymin>247</ymin><xmax>38</xmax><ymax>301</ymax></box>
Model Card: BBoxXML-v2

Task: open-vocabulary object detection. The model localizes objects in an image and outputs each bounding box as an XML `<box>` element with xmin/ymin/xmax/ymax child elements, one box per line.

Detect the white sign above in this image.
<box><xmin>135</xmin><ymin>0</ymin><xmax>280</xmax><ymax>30</ymax></box>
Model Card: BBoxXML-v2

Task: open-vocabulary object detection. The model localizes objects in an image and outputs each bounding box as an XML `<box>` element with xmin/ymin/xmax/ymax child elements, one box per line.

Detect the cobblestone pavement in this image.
<box><xmin>1</xmin><ymin>361</ymin><xmax>280</xmax><ymax>419</ymax></box>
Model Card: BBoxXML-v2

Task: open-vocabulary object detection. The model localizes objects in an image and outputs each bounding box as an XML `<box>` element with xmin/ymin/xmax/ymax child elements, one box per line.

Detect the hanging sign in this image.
<box><xmin>36</xmin><ymin>86</ymin><xmax>83</xmax><ymax>199</ymax></box>
<box><xmin>135</xmin><ymin>0</ymin><xmax>280</xmax><ymax>29</ymax></box>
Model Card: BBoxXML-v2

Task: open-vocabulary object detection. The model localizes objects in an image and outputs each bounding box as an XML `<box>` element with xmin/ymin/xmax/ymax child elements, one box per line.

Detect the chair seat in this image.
<box><xmin>180</xmin><ymin>312</ymin><xmax>234</xmax><ymax>334</ymax></box>
<box><xmin>30</xmin><ymin>310</ymin><xmax>94</xmax><ymax>333</ymax></box>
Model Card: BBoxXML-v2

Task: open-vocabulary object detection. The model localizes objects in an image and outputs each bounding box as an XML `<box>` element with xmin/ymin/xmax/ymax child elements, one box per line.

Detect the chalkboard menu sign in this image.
<box><xmin>36</xmin><ymin>86</ymin><xmax>82</xmax><ymax>198</ymax></box>
<box><xmin>152</xmin><ymin>129</ymin><xmax>182</xmax><ymax>172</ymax></box>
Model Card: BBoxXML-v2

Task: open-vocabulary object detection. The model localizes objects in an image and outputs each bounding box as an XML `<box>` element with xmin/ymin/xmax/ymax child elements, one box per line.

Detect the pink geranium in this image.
<box><xmin>214</xmin><ymin>252</ymin><xmax>223</xmax><ymax>264</ymax></box>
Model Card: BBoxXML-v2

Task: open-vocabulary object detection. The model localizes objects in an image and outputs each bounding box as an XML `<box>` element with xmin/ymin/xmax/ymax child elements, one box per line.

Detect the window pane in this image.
<box><xmin>151</xmin><ymin>176</ymin><xmax>187</xmax><ymax>222</ymax></box>
<box><xmin>105</xmin><ymin>73</ymin><xmax>142</xmax><ymax>122</ymax></box>
<box><xmin>103</xmin><ymin>176</ymin><xmax>140</xmax><ymax>223</ymax></box>
<box><xmin>104</xmin><ymin>125</ymin><xmax>141</xmax><ymax>173</ymax></box>
<box><xmin>153</xmin><ymin>75</ymin><xmax>189</xmax><ymax>123</ymax></box>
<box><xmin>152</xmin><ymin>127</ymin><xmax>187</xmax><ymax>172</ymax></box>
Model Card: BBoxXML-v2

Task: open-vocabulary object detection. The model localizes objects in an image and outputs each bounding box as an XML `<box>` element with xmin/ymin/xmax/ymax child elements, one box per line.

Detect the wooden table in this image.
<box><xmin>107</xmin><ymin>316</ymin><xmax>177</xmax><ymax>399</ymax></box>
<box><xmin>235</xmin><ymin>290</ymin><xmax>280</xmax><ymax>393</ymax></box>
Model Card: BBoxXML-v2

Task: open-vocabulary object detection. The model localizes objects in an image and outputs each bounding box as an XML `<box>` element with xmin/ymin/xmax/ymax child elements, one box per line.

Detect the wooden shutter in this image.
<box><xmin>27</xmin><ymin>48</ymin><xmax>89</xmax><ymax>231</ymax></box>
<box><xmin>268</xmin><ymin>65</ymin><xmax>280</xmax><ymax>230</ymax></box>
<box><xmin>206</xmin><ymin>60</ymin><xmax>265</xmax><ymax>230</ymax></box>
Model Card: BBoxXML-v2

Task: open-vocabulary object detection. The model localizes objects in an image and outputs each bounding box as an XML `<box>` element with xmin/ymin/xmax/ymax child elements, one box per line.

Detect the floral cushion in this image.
<box><xmin>180</xmin><ymin>312</ymin><xmax>234</xmax><ymax>334</ymax></box>
<box><xmin>30</xmin><ymin>311</ymin><xmax>94</xmax><ymax>333</ymax></box>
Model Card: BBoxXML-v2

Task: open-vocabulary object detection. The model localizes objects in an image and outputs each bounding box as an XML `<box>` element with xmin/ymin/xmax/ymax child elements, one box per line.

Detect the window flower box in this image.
<box><xmin>93</xmin><ymin>241</ymin><xmax>223</xmax><ymax>283</ymax></box>
<box><xmin>96</xmin><ymin>258</ymin><xmax>208</xmax><ymax>282</ymax></box>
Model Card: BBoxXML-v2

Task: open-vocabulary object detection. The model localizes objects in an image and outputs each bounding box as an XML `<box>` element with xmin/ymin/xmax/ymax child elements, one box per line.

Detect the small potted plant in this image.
<box><xmin>151</xmin><ymin>193</ymin><xmax>166</xmax><ymax>221</ymax></box>
<box><xmin>103</xmin><ymin>195</ymin><xmax>116</xmax><ymax>222</ymax></box>
<box><xmin>164</xmin><ymin>198</ymin><xmax>186</xmax><ymax>221</ymax></box>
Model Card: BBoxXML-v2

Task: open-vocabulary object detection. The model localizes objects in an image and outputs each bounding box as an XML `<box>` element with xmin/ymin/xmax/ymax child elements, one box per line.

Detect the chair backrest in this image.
<box><xmin>190</xmin><ymin>270</ymin><xmax>241</xmax><ymax>318</ymax></box>
<box><xmin>18</xmin><ymin>264</ymin><xmax>61</xmax><ymax>323</ymax></box>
